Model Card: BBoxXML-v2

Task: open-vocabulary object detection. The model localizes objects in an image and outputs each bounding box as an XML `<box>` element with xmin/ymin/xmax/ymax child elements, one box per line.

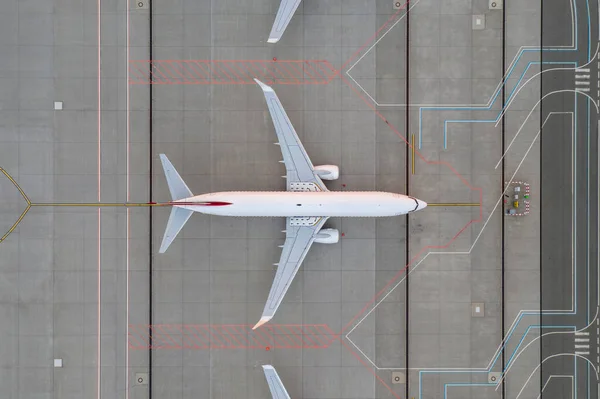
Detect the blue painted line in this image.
<box><xmin>444</xmin><ymin>383</ymin><xmax>495</xmax><ymax>399</ymax></box>
<box><xmin>417</xmin><ymin>60</ymin><xmax>576</xmax><ymax>149</ymax></box>
<box><xmin>411</xmin><ymin>2</ymin><xmax>593</xmax><ymax>398</ymax></box>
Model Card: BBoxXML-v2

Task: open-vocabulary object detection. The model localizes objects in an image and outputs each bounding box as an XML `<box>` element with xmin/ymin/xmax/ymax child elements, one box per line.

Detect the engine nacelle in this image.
<box><xmin>314</xmin><ymin>165</ymin><xmax>339</xmax><ymax>180</ymax></box>
<box><xmin>314</xmin><ymin>228</ymin><xmax>340</xmax><ymax>244</ymax></box>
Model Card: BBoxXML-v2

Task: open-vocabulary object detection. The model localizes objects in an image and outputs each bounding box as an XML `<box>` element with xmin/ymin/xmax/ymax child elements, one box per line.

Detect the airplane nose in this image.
<box><xmin>415</xmin><ymin>199</ymin><xmax>427</xmax><ymax>211</ymax></box>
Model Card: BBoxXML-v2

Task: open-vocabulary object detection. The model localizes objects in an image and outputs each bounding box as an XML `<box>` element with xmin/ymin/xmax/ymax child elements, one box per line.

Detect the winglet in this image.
<box><xmin>253</xmin><ymin>316</ymin><xmax>271</xmax><ymax>330</ymax></box>
<box><xmin>254</xmin><ymin>78</ymin><xmax>274</xmax><ymax>92</ymax></box>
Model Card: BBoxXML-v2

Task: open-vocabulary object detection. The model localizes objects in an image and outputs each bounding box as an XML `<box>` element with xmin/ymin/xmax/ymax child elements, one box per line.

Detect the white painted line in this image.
<box><xmin>576</xmin><ymin>68</ymin><xmax>590</xmax><ymax>72</ymax></box>
<box><xmin>575</xmin><ymin>80</ymin><xmax>590</xmax><ymax>85</ymax></box>
<box><xmin>576</xmin><ymin>75</ymin><xmax>591</xmax><ymax>79</ymax></box>
<box><xmin>576</xmin><ymin>87</ymin><xmax>591</xmax><ymax>92</ymax></box>
<box><xmin>346</xmin><ymin>0</ymin><xmax>578</xmax><ymax>108</ymax></box>
<box><xmin>575</xmin><ymin>338</ymin><xmax>590</xmax><ymax>342</ymax></box>
<box><xmin>576</xmin><ymin>332</ymin><xmax>590</xmax><ymax>335</ymax></box>
<box><xmin>516</xmin><ymin>354</ymin><xmax>594</xmax><ymax>399</ymax></box>
<box><xmin>575</xmin><ymin>345</ymin><xmax>590</xmax><ymax>348</ymax></box>
<box><xmin>575</xmin><ymin>351</ymin><xmax>590</xmax><ymax>355</ymax></box>
<box><xmin>537</xmin><ymin>376</ymin><xmax>574</xmax><ymax>399</ymax></box>
<box><xmin>348</xmin><ymin>111</ymin><xmax>576</xmax><ymax>373</ymax></box>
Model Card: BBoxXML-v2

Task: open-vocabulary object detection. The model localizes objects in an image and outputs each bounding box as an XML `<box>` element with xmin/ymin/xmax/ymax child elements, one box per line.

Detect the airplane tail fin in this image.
<box><xmin>159</xmin><ymin>154</ymin><xmax>194</xmax><ymax>253</ymax></box>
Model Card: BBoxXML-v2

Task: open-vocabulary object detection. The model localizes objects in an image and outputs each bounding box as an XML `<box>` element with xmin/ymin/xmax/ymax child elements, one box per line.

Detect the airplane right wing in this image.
<box><xmin>253</xmin><ymin>216</ymin><xmax>328</xmax><ymax>329</ymax></box>
<box><xmin>254</xmin><ymin>79</ymin><xmax>328</xmax><ymax>192</ymax></box>
<box><xmin>262</xmin><ymin>365</ymin><xmax>291</xmax><ymax>399</ymax></box>
<box><xmin>268</xmin><ymin>0</ymin><xmax>302</xmax><ymax>43</ymax></box>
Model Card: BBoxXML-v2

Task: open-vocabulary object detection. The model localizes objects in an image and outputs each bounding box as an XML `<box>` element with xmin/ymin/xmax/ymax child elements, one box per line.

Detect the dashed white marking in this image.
<box><xmin>576</xmin><ymin>67</ymin><xmax>590</xmax><ymax>72</ymax></box>
<box><xmin>575</xmin><ymin>338</ymin><xmax>590</xmax><ymax>342</ymax></box>
<box><xmin>576</xmin><ymin>331</ymin><xmax>590</xmax><ymax>336</ymax></box>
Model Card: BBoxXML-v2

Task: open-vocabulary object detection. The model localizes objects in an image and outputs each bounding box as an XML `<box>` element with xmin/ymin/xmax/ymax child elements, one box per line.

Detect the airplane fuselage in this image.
<box><xmin>173</xmin><ymin>191</ymin><xmax>426</xmax><ymax>217</ymax></box>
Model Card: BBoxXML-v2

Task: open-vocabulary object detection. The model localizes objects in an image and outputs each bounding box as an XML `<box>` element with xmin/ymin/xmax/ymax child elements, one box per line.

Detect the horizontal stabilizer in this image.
<box><xmin>159</xmin><ymin>207</ymin><xmax>193</xmax><ymax>253</ymax></box>
<box><xmin>160</xmin><ymin>154</ymin><xmax>193</xmax><ymax>200</ymax></box>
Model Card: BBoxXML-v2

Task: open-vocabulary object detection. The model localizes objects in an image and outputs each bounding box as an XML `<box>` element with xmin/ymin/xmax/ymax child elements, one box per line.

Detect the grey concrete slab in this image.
<box><xmin>0</xmin><ymin>0</ymin><xmax>558</xmax><ymax>397</ymax></box>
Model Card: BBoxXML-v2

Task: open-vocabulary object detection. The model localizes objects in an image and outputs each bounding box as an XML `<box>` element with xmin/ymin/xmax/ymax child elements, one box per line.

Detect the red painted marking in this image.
<box><xmin>266</xmin><ymin>346</ymin><xmax>270</xmax><ymax>351</ymax></box>
<box><xmin>170</xmin><ymin>201</ymin><xmax>232</xmax><ymax>206</ymax></box>
<box><xmin>335</xmin><ymin>4</ymin><xmax>485</xmax><ymax>398</ymax></box>
<box><xmin>340</xmin><ymin>1</ymin><xmax>411</xmax><ymax>72</ymax></box>
<box><xmin>341</xmin><ymin>340</ymin><xmax>401</xmax><ymax>399</ymax></box>
<box><xmin>129</xmin><ymin>60</ymin><xmax>337</xmax><ymax>85</ymax></box>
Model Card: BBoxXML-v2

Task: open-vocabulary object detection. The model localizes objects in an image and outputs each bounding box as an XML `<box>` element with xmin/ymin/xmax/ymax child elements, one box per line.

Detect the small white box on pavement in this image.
<box><xmin>472</xmin><ymin>302</ymin><xmax>485</xmax><ymax>317</ymax></box>
<box><xmin>54</xmin><ymin>101</ymin><xmax>63</xmax><ymax>110</ymax></box>
<box><xmin>54</xmin><ymin>358</ymin><xmax>63</xmax><ymax>368</ymax></box>
<box><xmin>472</xmin><ymin>15</ymin><xmax>485</xmax><ymax>30</ymax></box>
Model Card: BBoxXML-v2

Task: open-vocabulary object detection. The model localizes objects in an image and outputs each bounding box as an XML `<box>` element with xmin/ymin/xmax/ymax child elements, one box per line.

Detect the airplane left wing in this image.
<box><xmin>254</xmin><ymin>79</ymin><xmax>328</xmax><ymax>192</ymax></box>
<box><xmin>262</xmin><ymin>365</ymin><xmax>291</xmax><ymax>399</ymax></box>
<box><xmin>253</xmin><ymin>217</ymin><xmax>328</xmax><ymax>329</ymax></box>
<box><xmin>268</xmin><ymin>0</ymin><xmax>302</xmax><ymax>43</ymax></box>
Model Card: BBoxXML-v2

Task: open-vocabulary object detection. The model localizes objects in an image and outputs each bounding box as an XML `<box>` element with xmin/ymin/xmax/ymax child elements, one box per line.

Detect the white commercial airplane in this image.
<box><xmin>268</xmin><ymin>0</ymin><xmax>302</xmax><ymax>43</ymax></box>
<box><xmin>262</xmin><ymin>365</ymin><xmax>291</xmax><ymax>399</ymax></box>
<box><xmin>158</xmin><ymin>79</ymin><xmax>427</xmax><ymax>329</ymax></box>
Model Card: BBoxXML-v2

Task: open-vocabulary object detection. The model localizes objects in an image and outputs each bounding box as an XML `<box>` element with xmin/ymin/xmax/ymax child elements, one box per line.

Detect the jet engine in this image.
<box><xmin>314</xmin><ymin>228</ymin><xmax>340</xmax><ymax>244</ymax></box>
<box><xmin>314</xmin><ymin>165</ymin><xmax>339</xmax><ymax>180</ymax></box>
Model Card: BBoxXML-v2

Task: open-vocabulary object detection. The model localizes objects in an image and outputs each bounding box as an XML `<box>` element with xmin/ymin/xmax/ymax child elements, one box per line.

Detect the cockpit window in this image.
<box><xmin>407</xmin><ymin>196</ymin><xmax>419</xmax><ymax>212</ymax></box>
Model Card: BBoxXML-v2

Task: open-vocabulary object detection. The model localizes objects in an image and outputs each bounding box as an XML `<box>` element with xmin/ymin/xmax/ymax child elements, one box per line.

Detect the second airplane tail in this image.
<box><xmin>159</xmin><ymin>154</ymin><xmax>194</xmax><ymax>253</ymax></box>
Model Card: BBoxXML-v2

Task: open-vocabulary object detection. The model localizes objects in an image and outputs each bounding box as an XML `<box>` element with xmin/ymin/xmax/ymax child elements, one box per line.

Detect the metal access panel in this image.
<box><xmin>488</xmin><ymin>372</ymin><xmax>501</xmax><ymax>384</ymax></box>
<box><xmin>489</xmin><ymin>0</ymin><xmax>503</xmax><ymax>10</ymax></box>
<box><xmin>393</xmin><ymin>1</ymin><xmax>404</xmax><ymax>9</ymax></box>
<box><xmin>392</xmin><ymin>372</ymin><xmax>406</xmax><ymax>384</ymax></box>
<box><xmin>135</xmin><ymin>373</ymin><xmax>148</xmax><ymax>385</ymax></box>
<box><xmin>133</xmin><ymin>0</ymin><xmax>148</xmax><ymax>9</ymax></box>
